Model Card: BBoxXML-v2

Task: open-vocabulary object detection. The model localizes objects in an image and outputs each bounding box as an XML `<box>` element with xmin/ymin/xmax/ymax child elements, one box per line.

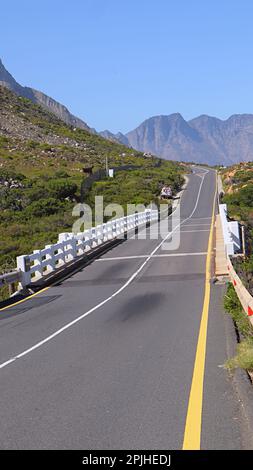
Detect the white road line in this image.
<box><xmin>130</xmin><ymin>228</ymin><xmax>209</xmax><ymax>239</ymax></box>
<box><xmin>180</xmin><ymin>229</ymin><xmax>210</xmax><ymax>233</ymax></box>
<box><xmin>96</xmin><ymin>252</ymin><xmax>208</xmax><ymax>261</ymax></box>
<box><xmin>183</xmin><ymin>217</ymin><xmax>212</xmax><ymax>221</ymax></box>
<box><xmin>97</xmin><ymin>255</ymin><xmax>148</xmax><ymax>261</ymax></box>
<box><xmin>0</xmin><ymin>169</ymin><xmax>210</xmax><ymax>371</ymax></box>
<box><xmin>153</xmin><ymin>252</ymin><xmax>207</xmax><ymax>257</ymax></box>
<box><xmin>182</xmin><ymin>223</ymin><xmax>211</xmax><ymax>227</ymax></box>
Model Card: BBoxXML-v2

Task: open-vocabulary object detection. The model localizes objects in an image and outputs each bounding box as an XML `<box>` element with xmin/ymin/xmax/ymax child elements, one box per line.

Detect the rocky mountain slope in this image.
<box><xmin>3</xmin><ymin>57</ymin><xmax>253</xmax><ymax>165</ymax></box>
<box><xmin>113</xmin><ymin>114</ymin><xmax>253</xmax><ymax>165</ymax></box>
<box><xmin>0</xmin><ymin>59</ymin><xmax>90</xmax><ymax>130</ymax></box>
<box><xmin>0</xmin><ymin>85</ymin><xmax>150</xmax><ymax>175</ymax></box>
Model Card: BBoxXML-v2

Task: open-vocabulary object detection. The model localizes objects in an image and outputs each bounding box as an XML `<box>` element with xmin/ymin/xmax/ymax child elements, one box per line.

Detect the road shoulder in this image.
<box><xmin>202</xmin><ymin>282</ymin><xmax>253</xmax><ymax>449</ymax></box>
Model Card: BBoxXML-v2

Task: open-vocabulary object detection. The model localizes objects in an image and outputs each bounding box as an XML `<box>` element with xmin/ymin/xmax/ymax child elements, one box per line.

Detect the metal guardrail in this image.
<box><xmin>227</xmin><ymin>257</ymin><xmax>253</xmax><ymax>326</ymax></box>
<box><xmin>0</xmin><ymin>209</ymin><xmax>158</xmax><ymax>295</ymax></box>
<box><xmin>0</xmin><ymin>270</ymin><xmax>21</xmax><ymax>296</ymax></box>
<box><xmin>0</xmin><ymin>271</ymin><xmax>21</xmax><ymax>288</ymax></box>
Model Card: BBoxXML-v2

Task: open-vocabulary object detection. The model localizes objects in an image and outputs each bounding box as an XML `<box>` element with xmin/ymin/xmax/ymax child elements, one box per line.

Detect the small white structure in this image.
<box><xmin>219</xmin><ymin>204</ymin><xmax>241</xmax><ymax>255</ymax></box>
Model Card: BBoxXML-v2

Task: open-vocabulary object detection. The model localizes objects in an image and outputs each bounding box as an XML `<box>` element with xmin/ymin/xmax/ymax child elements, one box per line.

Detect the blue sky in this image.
<box><xmin>1</xmin><ymin>0</ymin><xmax>253</xmax><ymax>133</ymax></box>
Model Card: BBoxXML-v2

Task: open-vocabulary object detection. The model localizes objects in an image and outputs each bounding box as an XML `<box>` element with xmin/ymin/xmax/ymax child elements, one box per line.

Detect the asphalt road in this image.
<box><xmin>0</xmin><ymin>168</ymin><xmax>247</xmax><ymax>449</ymax></box>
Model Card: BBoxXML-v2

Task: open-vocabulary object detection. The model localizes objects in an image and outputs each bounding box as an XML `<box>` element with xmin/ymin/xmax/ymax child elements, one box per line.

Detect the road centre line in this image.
<box><xmin>182</xmin><ymin>223</ymin><xmax>211</xmax><ymax>227</ymax></box>
<box><xmin>130</xmin><ymin>228</ymin><xmax>209</xmax><ymax>239</ymax></box>
<box><xmin>96</xmin><ymin>252</ymin><xmax>208</xmax><ymax>261</ymax></box>
<box><xmin>179</xmin><ymin>229</ymin><xmax>210</xmax><ymax>233</ymax></box>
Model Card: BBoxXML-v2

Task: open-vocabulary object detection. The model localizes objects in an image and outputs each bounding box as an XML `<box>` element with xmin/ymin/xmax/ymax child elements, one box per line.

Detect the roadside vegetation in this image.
<box><xmin>221</xmin><ymin>162</ymin><xmax>253</xmax><ymax>295</ymax></box>
<box><xmin>224</xmin><ymin>284</ymin><xmax>253</xmax><ymax>373</ymax></box>
<box><xmin>221</xmin><ymin>162</ymin><xmax>253</xmax><ymax>373</ymax></box>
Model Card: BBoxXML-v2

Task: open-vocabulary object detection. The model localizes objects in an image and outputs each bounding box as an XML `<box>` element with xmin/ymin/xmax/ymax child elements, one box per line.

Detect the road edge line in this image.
<box><xmin>182</xmin><ymin>171</ymin><xmax>217</xmax><ymax>450</ymax></box>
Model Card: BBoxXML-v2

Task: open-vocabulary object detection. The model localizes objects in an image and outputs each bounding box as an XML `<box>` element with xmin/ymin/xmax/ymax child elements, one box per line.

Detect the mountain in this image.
<box><xmin>115</xmin><ymin>114</ymin><xmax>253</xmax><ymax>165</ymax></box>
<box><xmin>125</xmin><ymin>114</ymin><xmax>218</xmax><ymax>164</ymax></box>
<box><xmin>99</xmin><ymin>130</ymin><xmax>123</xmax><ymax>144</ymax></box>
<box><xmin>99</xmin><ymin>130</ymin><xmax>130</xmax><ymax>146</ymax></box>
<box><xmin>2</xmin><ymin>58</ymin><xmax>253</xmax><ymax>165</ymax></box>
<box><xmin>0</xmin><ymin>58</ymin><xmax>90</xmax><ymax>130</ymax></box>
<box><xmin>189</xmin><ymin>114</ymin><xmax>253</xmax><ymax>164</ymax></box>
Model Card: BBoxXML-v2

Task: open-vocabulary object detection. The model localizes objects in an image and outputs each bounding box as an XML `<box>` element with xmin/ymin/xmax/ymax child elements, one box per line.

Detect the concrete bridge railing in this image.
<box><xmin>1</xmin><ymin>209</ymin><xmax>158</xmax><ymax>294</ymax></box>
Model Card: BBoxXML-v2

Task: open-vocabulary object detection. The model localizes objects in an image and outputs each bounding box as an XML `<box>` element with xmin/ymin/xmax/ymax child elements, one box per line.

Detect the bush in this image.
<box><xmin>223</xmin><ymin>184</ymin><xmax>253</xmax><ymax>207</ymax></box>
<box><xmin>25</xmin><ymin>198</ymin><xmax>63</xmax><ymax>217</ymax></box>
<box><xmin>55</xmin><ymin>170</ymin><xmax>70</xmax><ymax>178</ymax></box>
<box><xmin>0</xmin><ymin>169</ymin><xmax>25</xmax><ymax>182</ymax></box>
<box><xmin>48</xmin><ymin>179</ymin><xmax>77</xmax><ymax>199</ymax></box>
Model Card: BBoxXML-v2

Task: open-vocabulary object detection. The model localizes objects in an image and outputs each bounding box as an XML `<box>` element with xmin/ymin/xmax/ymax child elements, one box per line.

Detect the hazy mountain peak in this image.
<box><xmin>123</xmin><ymin>112</ymin><xmax>253</xmax><ymax>165</ymax></box>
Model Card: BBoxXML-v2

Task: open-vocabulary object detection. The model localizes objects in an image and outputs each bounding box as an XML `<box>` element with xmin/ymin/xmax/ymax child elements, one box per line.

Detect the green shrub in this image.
<box><xmin>0</xmin><ymin>169</ymin><xmax>25</xmax><ymax>182</ymax></box>
<box><xmin>55</xmin><ymin>170</ymin><xmax>70</xmax><ymax>178</ymax></box>
<box><xmin>223</xmin><ymin>184</ymin><xmax>253</xmax><ymax>208</ymax></box>
<box><xmin>48</xmin><ymin>179</ymin><xmax>77</xmax><ymax>199</ymax></box>
<box><xmin>25</xmin><ymin>198</ymin><xmax>63</xmax><ymax>217</ymax></box>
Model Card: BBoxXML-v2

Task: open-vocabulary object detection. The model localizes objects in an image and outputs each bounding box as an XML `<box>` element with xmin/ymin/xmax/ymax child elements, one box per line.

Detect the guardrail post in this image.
<box><xmin>33</xmin><ymin>250</ymin><xmax>43</xmax><ymax>279</ymax></box>
<box><xmin>8</xmin><ymin>282</ymin><xmax>16</xmax><ymax>296</ymax></box>
<box><xmin>45</xmin><ymin>244</ymin><xmax>56</xmax><ymax>273</ymax></box>
<box><xmin>96</xmin><ymin>225</ymin><xmax>103</xmax><ymax>245</ymax></box>
<box><xmin>71</xmin><ymin>237</ymin><xmax>77</xmax><ymax>259</ymax></box>
<box><xmin>112</xmin><ymin>220</ymin><xmax>117</xmax><ymax>238</ymax></box>
<box><xmin>16</xmin><ymin>255</ymin><xmax>31</xmax><ymax>287</ymax></box>
<box><xmin>83</xmin><ymin>229</ymin><xmax>92</xmax><ymax>251</ymax></box>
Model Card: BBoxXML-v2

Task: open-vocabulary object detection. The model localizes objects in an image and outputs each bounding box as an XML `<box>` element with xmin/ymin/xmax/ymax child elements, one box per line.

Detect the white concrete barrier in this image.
<box><xmin>219</xmin><ymin>204</ymin><xmax>241</xmax><ymax>255</ymax></box>
<box><xmin>15</xmin><ymin>209</ymin><xmax>158</xmax><ymax>289</ymax></box>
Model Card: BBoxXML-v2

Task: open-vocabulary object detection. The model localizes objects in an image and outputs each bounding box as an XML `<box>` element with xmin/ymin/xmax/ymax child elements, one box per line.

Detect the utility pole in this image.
<box><xmin>105</xmin><ymin>156</ymin><xmax>109</xmax><ymax>176</ymax></box>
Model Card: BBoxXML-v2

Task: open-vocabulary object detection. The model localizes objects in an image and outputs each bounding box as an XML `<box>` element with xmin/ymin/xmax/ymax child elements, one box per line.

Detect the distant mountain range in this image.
<box><xmin>103</xmin><ymin>113</ymin><xmax>253</xmax><ymax>165</ymax></box>
<box><xmin>2</xmin><ymin>58</ymin><xmax>253</xmax><ymax>165</ymax></box>
<box><xmin>0</xmin><ymin>58</ymin><xmax>90</xmax><ymax>130</ymax></box>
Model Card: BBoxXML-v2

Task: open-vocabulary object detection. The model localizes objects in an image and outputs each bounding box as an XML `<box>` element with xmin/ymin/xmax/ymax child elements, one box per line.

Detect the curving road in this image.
<box><xmin>0</xmin><ymin>168</ymin><xmax>246</xmax><ymax>449</ymax></box>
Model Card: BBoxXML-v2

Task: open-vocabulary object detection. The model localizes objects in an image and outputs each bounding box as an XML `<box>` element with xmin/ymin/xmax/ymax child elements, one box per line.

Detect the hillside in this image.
<box><xmin>0</xmin><ymin>58</ymin><xmax>90</xmax><ymax>130</ymax></box>
<box><xmin>0</xmin><ymin>86</ymin><xmax>185</xmax><ymax>285</ymax></box>
<box><xmin>112</xmin><ymin>114</ymin><xmax>253</xmax><ymax>166</ymax></box>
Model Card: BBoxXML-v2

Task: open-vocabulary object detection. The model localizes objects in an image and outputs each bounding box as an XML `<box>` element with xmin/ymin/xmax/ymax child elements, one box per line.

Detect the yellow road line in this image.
<box><xmin>0</xmin><ymin>286</ymin><xmax>50</xmax><ymax>312</ymax></box>
<box><xmin>0</xmin><ymin>247</ymin><xmax>102</xmax><ymax>313</ymax></box>
<box><xmin>182</xmin><ymin>174</ymin><xmax>217</xmax><ymax>450</ymax></box>
<box><xmin>0</xmin><ymin>240</ymin><xmax>125</xmax><ymax>313</ymax></box>
<box><xmin>0</xmin><ymin>256</ymin><xmax>90</xmax><ymax>312</ymax></box>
